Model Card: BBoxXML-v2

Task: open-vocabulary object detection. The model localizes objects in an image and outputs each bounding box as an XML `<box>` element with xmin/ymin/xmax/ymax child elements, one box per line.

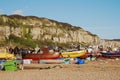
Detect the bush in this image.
<box><xmin>8</xmin><ymin>34</ymin><xmax>36</xmax><ymax>48</ymax></box>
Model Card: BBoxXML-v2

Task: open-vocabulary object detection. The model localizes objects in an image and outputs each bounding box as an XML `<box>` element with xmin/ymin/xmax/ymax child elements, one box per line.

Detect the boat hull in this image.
<box><xmin>0</xmin><ymin>53</ymin><xmax>15</xmax><ymax>60</ymax></box>
<box><xmin>23</xmin><ymin>53</ymin><xmax>60</xmax><ymax>60</ymax></box>
<box><xmin>61</xmin><ymin>50</ymin><xmax>86</xmax><ymax>58</ymax></box>
<box><xmin>101</xmin><ymin>52</ymin><xmax>120</xmax><ymax>58</ymax></box>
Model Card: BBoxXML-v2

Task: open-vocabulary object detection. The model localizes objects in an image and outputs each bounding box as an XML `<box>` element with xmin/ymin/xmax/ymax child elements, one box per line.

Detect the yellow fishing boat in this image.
<box><xmin>61</xmin><ymin>50</ymin><xmax>86</xmax><ymax>58</ymax></box>
<box><xmin>0</xmin><ymin>49</ymin><xmax>15</xmax><ymax>60</ymax></box>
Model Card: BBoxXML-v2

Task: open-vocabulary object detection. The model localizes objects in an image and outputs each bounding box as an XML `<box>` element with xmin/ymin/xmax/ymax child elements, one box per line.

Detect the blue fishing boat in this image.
<box><xmin>100</xmin><ymin>52</ymin><xmax>120</xmax><ymax>57</ymax></box>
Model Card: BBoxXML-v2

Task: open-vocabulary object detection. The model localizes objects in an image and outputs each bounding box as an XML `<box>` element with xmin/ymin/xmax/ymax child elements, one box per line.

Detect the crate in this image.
<box><xmin>3</xmin><ymin>60</ymin><xmax>17</xmax><ymax>71</ymax></box>
<box><xmin>4</xmin><ymin>65</ymin><xmax>17</xmax><ymax>71</ymax></box>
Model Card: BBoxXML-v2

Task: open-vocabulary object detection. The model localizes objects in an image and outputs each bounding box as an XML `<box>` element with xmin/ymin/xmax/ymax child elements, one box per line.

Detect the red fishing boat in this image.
<box><xmin>23</xmin><ymin>53</ymin><xmax>61</xmax><ymax>60</ymax></box>
<box><xmin>22</xmin><ymin>47</ymin><xmax>61</xmax><ymax>60</ymax></box>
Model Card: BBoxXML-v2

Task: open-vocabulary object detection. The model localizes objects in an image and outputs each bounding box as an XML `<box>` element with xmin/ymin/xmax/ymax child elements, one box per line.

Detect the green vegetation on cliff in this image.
<box><xmin>0</xmin><ymin>14</ymin><xmax>100</xmax><ymax>48</ymax></box>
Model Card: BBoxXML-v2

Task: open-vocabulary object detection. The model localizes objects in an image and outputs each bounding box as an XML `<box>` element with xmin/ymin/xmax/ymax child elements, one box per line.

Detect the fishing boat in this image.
<box><xmin>22</xmin><ymin>47</ymin><xmax>61</xmax><ymax>60</ymax></box>
<box><xmin>61</xmin><ymin>50</ymin><xmax>86</xmax><ymax>58</ymax></box>
<box><xmin>100</xmin><ymin>52</ymin><xmax>120</xmax><ymax>58</ymax></box>
<box><xmin>22</xmin><ymin>53</ymin><xmax>61</xmax><ymax>60</ymax></box>
<box><xmin>0</xmin><ymin>49</ymin><xmax>15</xmax><ymax>60</ymax></box>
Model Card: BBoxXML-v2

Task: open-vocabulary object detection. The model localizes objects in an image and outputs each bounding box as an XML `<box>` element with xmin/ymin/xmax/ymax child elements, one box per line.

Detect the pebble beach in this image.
<box><xmin>0</xmin><ymin>58</ymin><xmax>120</xmax><ymax>80</ymax></box>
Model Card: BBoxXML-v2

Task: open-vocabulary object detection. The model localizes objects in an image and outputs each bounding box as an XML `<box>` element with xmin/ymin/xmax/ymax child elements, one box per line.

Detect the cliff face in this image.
<box><xmin>0</xmin><ymin>14</ymin><xmax>119</xmax><ymax>47</ymax></box>
<box><xmin>103</xmin><ymin>40</ymin><xmax>120</xmax><ymax>48</ymax></box>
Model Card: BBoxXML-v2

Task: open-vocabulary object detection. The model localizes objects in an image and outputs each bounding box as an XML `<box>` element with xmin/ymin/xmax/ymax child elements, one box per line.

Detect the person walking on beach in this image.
<box><xmin>13</xmin><ymin>46</ymin><xmax>20</xmax><ymax>56</ymax></box>
<box><xmin>9</xmin><ymin>47</ymin><xmax>14</xmax><ymax>54</ymax></box>
<box><xmin>87</xmin><ymin>46</ymin><xmax>94</xmax><ymax>60</ymax></box>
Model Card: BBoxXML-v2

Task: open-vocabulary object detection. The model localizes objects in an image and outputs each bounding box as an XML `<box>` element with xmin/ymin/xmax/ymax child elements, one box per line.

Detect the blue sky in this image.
<box><xmin>0</xmin><ymin>0</ymin><xmax>120</xmax><ymax>39</ymax></box>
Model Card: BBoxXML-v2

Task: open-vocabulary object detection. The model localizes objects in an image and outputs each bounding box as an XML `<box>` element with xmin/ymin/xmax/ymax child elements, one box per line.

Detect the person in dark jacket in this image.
<box><xmin>13</xmin><ymin>46</ymin><xmax>20</xmax><ymax>55</ymax></box>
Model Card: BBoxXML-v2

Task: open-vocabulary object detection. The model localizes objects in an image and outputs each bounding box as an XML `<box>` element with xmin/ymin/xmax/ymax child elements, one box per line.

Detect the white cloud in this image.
<box><xmin>12</xmin><ymin>9</ymin><xmax>23</xmax><ymax>15</ymax></box>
